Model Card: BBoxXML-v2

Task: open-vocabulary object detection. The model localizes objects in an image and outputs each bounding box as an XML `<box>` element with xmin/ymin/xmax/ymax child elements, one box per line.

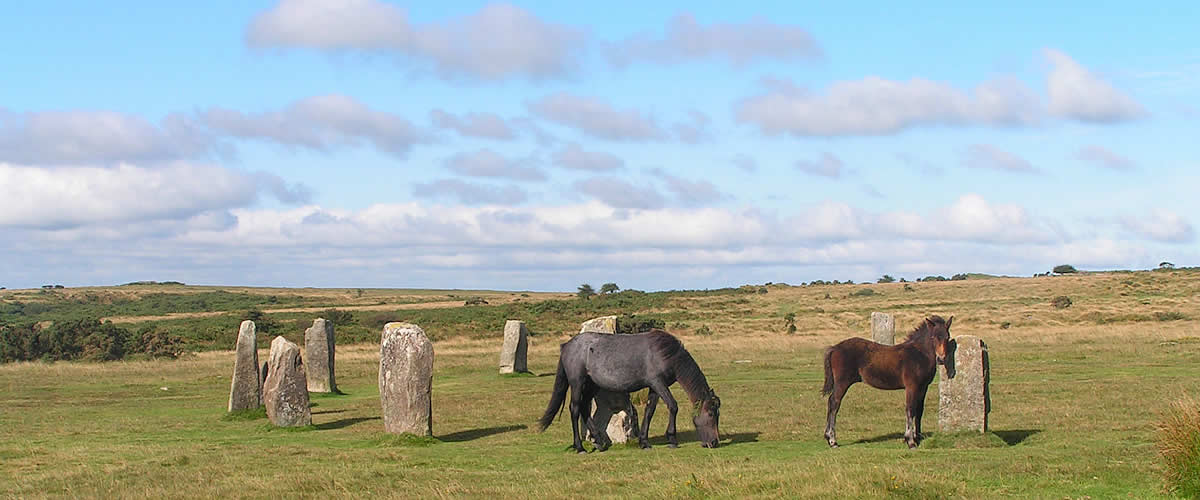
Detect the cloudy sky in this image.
<box><xmin>2</xmin><ymin>1</ymin><xmax>1197</xmax><ymax>291</ymax></box>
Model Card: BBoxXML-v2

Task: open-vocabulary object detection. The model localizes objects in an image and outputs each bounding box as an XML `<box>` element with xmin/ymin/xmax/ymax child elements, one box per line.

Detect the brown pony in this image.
<box><xmin>821</xmin><ymin>315</ymin><xmax>952</xmax><ymax>448</ymax></box>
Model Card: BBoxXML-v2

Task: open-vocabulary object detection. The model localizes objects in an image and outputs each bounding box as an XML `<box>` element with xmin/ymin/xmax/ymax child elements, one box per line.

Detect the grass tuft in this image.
<box><xmin>221</xmin><ymin>407</ymin><xmax>267</xmax><ymax>421</ymax></box>
<box><xmin>1157</xmin><ymin>395</ymin><xmax>1200</xmax><ymax>497</ymax></box>
<box><xmin>921</xmin><ymin>431</ymin><xmax>1008</xmax><ymax>449</ymax></box>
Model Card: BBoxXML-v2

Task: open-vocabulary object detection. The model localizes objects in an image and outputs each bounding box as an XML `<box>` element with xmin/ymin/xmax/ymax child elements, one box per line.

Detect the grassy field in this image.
<box><xmin>1</xmin><ymin>271</ymin><xmax>1198</xmax><ymax>497</ymax></box>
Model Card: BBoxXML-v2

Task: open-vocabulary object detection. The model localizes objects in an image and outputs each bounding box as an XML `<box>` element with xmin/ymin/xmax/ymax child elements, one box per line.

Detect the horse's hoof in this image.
<box><xmin>577</xmin><ymin>449</ymin><xmax>588</xmax><ymax>454</ymax></box>
<box><xmin>829</xmin><ymin>443</ymin><xmax>839</xmax><ymax>449</ymax></box>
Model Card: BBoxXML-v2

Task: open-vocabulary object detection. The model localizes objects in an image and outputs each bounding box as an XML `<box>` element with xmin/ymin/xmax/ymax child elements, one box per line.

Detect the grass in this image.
<box><xmin>1157</xmin><ymin>395</ymin><xmax>1200</xmax><ymax>497</ymax></box>
<box><xmin>2</xmin><ymin>269</ymin><xmax>1200</xmax><ymax>497</ymax></box>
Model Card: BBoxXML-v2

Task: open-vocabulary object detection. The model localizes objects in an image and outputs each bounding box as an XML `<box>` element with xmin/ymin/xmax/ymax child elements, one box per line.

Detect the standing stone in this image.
<box><xmin>379</xmin><ymin>322</ymin><xmax>434</xmax><ymax>436</ymax></box>
<box><xmin>938</xmin><ymin>335</ymin><xmax>990</xmax><ymax>433</ymax></box>
<box><xmin>590</xmin><ymin>391</ymin><xmax>638</xmax><ymax>444</ymax></box>
<box><xmin>871</xmin><ymin>312</ymin><xmax>895</xmax><ymax>345</ymax></box>
<box><xmin>304</xmin><ymin>318</ymin><xmax>337</xmax><ymax>393</ymax></box>
<box><xmin>580</xmin><ymin>315</ymin><xmax>619</xmax><ymax>334</ymax></box>
<box><xmin>499</xmin><ymin>320</ymin><xmax>529</xmax><ymax>374</ymax></box>
<box><xmin>263</xmin><ymin>336</ymin><xmax>312</xmax><ymax>427</ymax></box>
<box><xmin>228</xmin><ymin>320</ymin><xmax>261</xmax><ymax>412</ymax></box>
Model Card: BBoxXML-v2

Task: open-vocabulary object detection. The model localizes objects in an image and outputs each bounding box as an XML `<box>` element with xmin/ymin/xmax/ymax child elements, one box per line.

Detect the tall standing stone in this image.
<box><xmin>499</xmin><ymin>320</ymin><xmax>529</xmax><ymax>374</ymax></box>
<box><xmin>228</xmin><ymin>320</ymin><xmax>261</xmax><ymax>412</ymax></box>
<box><xmin>871</xmin><ymin>312</ymin><xmax>895</xmax><ymax>345</ymax></box>
<box><xmin>580</xmin><ymin>315</ymin><xmax>619</xmax><ymax>334</ymax></box>
<box><xmin>305</xmin><ymin>318</ymin><xmax>337</xmax><ymax>393</ymax></box>
<box><xmin>379</xmin><ymin>322</ymin><xmax>434</xmax><ymax>436</ymax></box>
<box><xmin>938</xmin><ymin>335</ymin><xmax>990</xmax><ymax>433</ymax></box>
<box><xmin>263</xmin><ymin>336</ymin><xmax>312</xmax><ymax>427</ymax></box>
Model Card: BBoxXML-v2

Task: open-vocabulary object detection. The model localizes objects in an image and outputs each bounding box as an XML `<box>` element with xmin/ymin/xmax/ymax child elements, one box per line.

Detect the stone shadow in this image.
<box><xmin>994</xmin><ymin>429</ymin><xmax>1040</xmax><ymax>445</ymax></box>
<box><xmin>438</xmin><ymin>424</ymin><xmax>527</xmax><ymax>442</ymax></box>
<box><xmin>646</xmin><ymin>430</ymin><xmax>760</xmax><ymax>447</ymax></box>
<box><xmin>315</xmin><ymin>416</ymin><xmax>380</xmax><ymax>430</ymax></box>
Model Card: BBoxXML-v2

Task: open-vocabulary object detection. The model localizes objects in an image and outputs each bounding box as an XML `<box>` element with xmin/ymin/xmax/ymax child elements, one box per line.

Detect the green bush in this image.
<box><xmin>694</xmin><ymin>325</ymin><xmax>713</xmax><ymax>336</ymax></box>
<box><xmin>1053</xmin><ymin>264</ymin><xmax>1078</xmax><ymax>274</ymax></box>
<box><xmin>1051</xmin><ymin>296</ymin><xmax>1072</xmax><ymax>309</ymax></box>
<box><xmin>850</xmin><ymin>288</ymin><xmax>876</xmax><ymax>297</ymax></box>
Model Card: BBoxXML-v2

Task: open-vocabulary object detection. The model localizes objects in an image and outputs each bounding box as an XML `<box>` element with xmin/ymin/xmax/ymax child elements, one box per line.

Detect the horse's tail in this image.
<box><xmin>537</xmin><ymin>354</ymin><xmax>569</xmax><ymax>432</ymax></box>
<box><xmin>821</xmin><ymin>347</ymin><xmax>835</xmax><ymax>396</ymax></box>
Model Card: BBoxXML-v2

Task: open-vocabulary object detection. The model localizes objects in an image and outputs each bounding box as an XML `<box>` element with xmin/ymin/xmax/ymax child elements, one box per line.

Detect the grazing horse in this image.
<box><xmin>822</xmin><ymin>315</ymin><xmax>952</xmax><ymax>448</ymax></box>
<box><xmin>537</xmin><ymin>329</ymin><xmax>721</xmax><ymax>452</ymax></box>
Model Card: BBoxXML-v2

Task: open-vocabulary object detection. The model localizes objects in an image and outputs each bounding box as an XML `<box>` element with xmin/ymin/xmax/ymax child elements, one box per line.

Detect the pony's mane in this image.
<box><xmin>646</xmin><ymin>329</ymin><xmax>712</xmax><ymax>404</ymax></box>
<box><xmin>901</xmin><ymin>315</ymin><xmax>947</xmax><ymax>344</ymax></box>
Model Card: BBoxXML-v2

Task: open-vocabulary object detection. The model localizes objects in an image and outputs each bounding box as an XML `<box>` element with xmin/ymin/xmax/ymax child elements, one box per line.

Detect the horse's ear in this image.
<box><xmin>946</xmin><ymin>316</ymin><xmax>954</xmax><ymax>328</ymax></box>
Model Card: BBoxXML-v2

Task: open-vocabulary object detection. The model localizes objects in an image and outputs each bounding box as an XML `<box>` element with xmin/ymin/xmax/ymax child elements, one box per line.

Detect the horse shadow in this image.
<box><xmin>315</xmin><ymin>416</ymin><xmax>380</xmax><ymax>430</ymax></box>
<box><xmin>646</xmin><ymin>430</ymin><xmax>760</xmax><ymax>447</ymax></box>
<box><xmin>851</xmin><ymin>429</ymin><xmax>1041</xmax><ymax>446</ymax></box>
<box><xmin>438</xmin><ymin>424</ymin><xmax>527</xmax><ymax>442</ymax></box>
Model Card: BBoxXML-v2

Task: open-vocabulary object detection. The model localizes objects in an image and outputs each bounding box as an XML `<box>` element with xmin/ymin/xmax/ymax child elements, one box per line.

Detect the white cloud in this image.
<box><xmin>0</xmin><ymin>162</ymin><xmax>303</xmax><ymax>228</ymax></box>
<box><xmin>609</xmin><ymin>13</ymin><xmax>822</xmax><ymax>67</ymax></box>
<box><xmin>963</xmin><ymin>144</ymin><xmax>1038</xmax><ymax>173</ymax></box>
<box><xmin>1118</xmin><ymin>210</ymin><xmax>1194</xmax><ymax>243</ymax></box>
<box><xmin>527</xmin><ymin>93</ymin><xmax>667</xmax><ymax>141</ymax></box>
<box><xmin>429</xmin><ymin>109</ymin><xmax>516</xmax><ymax>140</ymax></box>
<box><xmin>1076</xmin><ymin>145</ymin><xmax>1135</xmax><ymax>170</ymax></box>
<box><xmin>246</xmin><ymin>0</ymin><xmax>587</xmax><ymax>81</ymax></box>
<box><xmin>201</xmin><ymin>94</ymin><xmax>428</xmax><ymax>157</ymax></box>
<box><xmin>412</xmin><ymin>179</ymin><xmax>528</xmax><ymax>205</ymax></box>
<box><xmin>0</xmin><ymin>108</ymin><xmax>220</xmax><ymax>165</ymax></box>
<box><xmin>551</xmin><ymin>143</ymin><xmax>624</xmax><ymax>172</ymax></box>
<box><xmin>673</xmin><ymin>109</ymin><xmax>712</xmax><ymax>144</ymax></box>
<box><xmin>651</xmin><ymin>170</ymin><xmax>727</xmax><ymax>206</ymax></box>
<box><xmin>795</xmin><ymin>153</ymin><xmax>844</xmax><ymax>178</ymax></box>
<box><xmin>573</xmin><ymin>177</ymin><xmax>666</xmax><ymax>209</ymax></box>
<box><xmin>443</xmin><ymin>149</ymin><xmax>546</xmax><ymax>182</ymax></box>
<box><xmin>1045</xmin><ymin>49</ymin><xmax>1144</xmax><ymax>122</ymax></box>
<box><xmin>737</xmin><ymin>76</ymin><xmax>1040</xmax><ymax>137</ymax></box>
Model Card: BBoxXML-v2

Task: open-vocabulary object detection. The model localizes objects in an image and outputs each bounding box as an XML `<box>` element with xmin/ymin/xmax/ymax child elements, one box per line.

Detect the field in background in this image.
<box><xmin>1</xmin><ymin>270</ymin><xmax>1198</xmax><ymax>497</ymax></box>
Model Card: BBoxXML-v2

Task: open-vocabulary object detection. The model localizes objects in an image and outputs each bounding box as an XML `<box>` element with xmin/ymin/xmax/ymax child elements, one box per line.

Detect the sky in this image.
<box><xmin>2</xmin><ymin>1</ymin><xmax>1197</xmax><ymax>291</ymax></box>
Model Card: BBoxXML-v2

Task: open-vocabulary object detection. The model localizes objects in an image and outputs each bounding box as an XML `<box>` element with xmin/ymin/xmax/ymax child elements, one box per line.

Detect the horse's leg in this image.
<box><xmin>911</xmin><ymin>383</ymin><xmax>929</xmax><ymax>446</ymax></box>
<box><xmin>568</xmin><ymin>383</ymin><xmax>586</xmax><ymax>453</ymax></box>
<box><xmin>903</xmin><ymin>384</ymin><xmax>923</xmax><ymax>449</ymax></box>
<box><xmin>824</xmin><ymin>381</ymin><xmax>852</xmax><ymax>448</ymax></box>
<box><xmin>623</xmin><ymin>395</ymin><xmax>641</xmax><ymax>447</ymax></box>
<box><xmin>638</xmin><ymin>390</ymin><xmax>659</xmax><ymax>449</ymax></box>
<box><xmin>650</xmin><ymin>382</ymin><xmax>681</xmax><ymax>448</ymax></box>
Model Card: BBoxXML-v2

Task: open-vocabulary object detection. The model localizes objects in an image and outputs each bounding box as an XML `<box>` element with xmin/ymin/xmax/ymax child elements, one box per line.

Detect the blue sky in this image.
<box><xmin>1</xmin><ymin>1</ymin><xmax>1196</xmax><ymax>291</ymax></box>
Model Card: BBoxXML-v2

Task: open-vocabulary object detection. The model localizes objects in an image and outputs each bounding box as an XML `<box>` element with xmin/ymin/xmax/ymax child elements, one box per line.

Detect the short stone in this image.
<box><xmin>305</xmin><ymin>318</ymin><xmax>337</xmax><ymax>393</ymax></box>
<box><xmin>263</xmin><ymin>336</ymin><xmax>312</xmax><ymax>427</ymax></box>
<box><xmin>379</xmin><ymin>322</ymin><xmax>434</xmax><ymax>436</ymax></box>
<box><xmin>499</xmin><ymin>320</ymin><xmax>529</xmax><ymax>374</ymax></box>
<box><xmin>228</xmin><ymin>320</ymin><xmax>261</xmax><ymax>412</ymax></box>
<box><xmin>871</xmin><ymin>312</ymin><xmax>895</xmax><ymax>345</ymax></box>
<box><xmin>590</xmin><ymin>390</ymin><xmax>637</xmax><ymax>444</ymax></box>
<box><xmin>580</xmin><ymin>315</ymin><xmax>619</xmax><ymax>334</ymax></box>
<box><xmin>938</xmin><ymin>335</ymin><xmax>990</xmax><ymax>433</ymax></box>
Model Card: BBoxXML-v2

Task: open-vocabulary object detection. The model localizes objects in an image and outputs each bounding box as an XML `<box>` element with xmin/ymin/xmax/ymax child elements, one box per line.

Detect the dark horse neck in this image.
<box><xmin>672</xmin><ymin>348</ymin><xmax>713</xmax><ymax>404</ymax></box>
<box><xmin>898</xmin><ymin>322</ymin><xmax>940</xmax><ymax>363</ymax></box>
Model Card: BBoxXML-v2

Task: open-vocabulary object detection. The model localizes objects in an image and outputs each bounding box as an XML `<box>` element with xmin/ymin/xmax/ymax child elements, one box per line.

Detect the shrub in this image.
<box><xmin>1157</xmin><ymin>396</ymin><xmax>1200</xmax><ymax>497</ymax></box>
<box><xmin>1053</xmin><ymin>264</ymin><xmax>1078</xmax><ymax>274</ymax></box>
<box><xmin>133</xmin><ymin>326</ymin><xmax>184</xmax><ymax>359</ymax></box>
<box><xmin>463</xmin><ymin>297</ymin><xmax>488</xmax><ymax>306</ymax></box>
<box><xmin>757</xmin><ymin>286</ymin><xmax>768</xmax><ymax>294</ymax></box>
<box><xmin>850</xmin><ymin>288</ymin><xmax>876</xmax><ymax>297</ymax></box>
<box><xmin>320</xmin><ymin>309</ymin><xmax>355</xmax><ymax>326</ymax></box>
<box><xmin>1155</xmin><ymin>311</ymin><xmax>1188</xmax><ymax>322</ymax></box>
<box><xmin>903</xmin><ymin>284</ymin><xmax>914</xmax><ymax>292</ymax></box>
<box><xmin>694</xmin><ymin>325</ymin><xmax>713</xmax><ymax>336</ymax></box>
<box><xmin>877</xmin><ymin>275</ymin><xmax>895</xmax><ymax>283</ymax></box>
<box><xmin>1051</xmin><ymin>296</ymin><xmax>1072</xmax><ymax>309</ymax></box>
<box><xmin>951</xmin><ymin>273</ymin><xmax>968</xmax><ymax>281</ymax></box>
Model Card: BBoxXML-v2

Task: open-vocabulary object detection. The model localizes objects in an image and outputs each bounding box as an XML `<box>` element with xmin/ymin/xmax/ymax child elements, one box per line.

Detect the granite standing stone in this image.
<box><xmin>590</xmin><ymin>392</ymin><xmax>639</xmax><ymax>445</ymax></box>
<box><xmin>379</xmin><ymin>322</ymin><xmax>434</xmax><ymax>436</ymax></box>
<box><xmin>871</xmin><ymin>312</ymin><xmax>895</xmax><ymax>345</ymax></box>
<box><xmin>499</xmin><ymin>320</ymin><xmax>529</xmax><ymax>374</ymax></box>
<box><xmin>228</xmin><ymin>320</ymin><xmax>261</xmax><ymax>412</ymax></box>
<box><xmin>263</xmin><ymin>336</ymin><xmax>312</xmax><ymax>427</ymax></box>
<box><xmin>580</xmin><ymin>315</ymin><xmax>619</xmax><ymax>334</ymax></box>
<box><xmin>305</xmin><ymin>318</ymin><xmax>337</xmax><ymax>393</ymax></box>
<box><xmin>938</xmin><ymin>335</ymin><xmax>990</xmax><ymax>432</ymax></box>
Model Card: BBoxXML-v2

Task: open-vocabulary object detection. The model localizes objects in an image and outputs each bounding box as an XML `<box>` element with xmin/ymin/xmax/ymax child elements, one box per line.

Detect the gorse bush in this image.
<box><xmin>1157</xmin><ymin>395</ymin><xmax>1200</xmax><ymax>497</ymax></box>
<box><xmin>0</xmin><ymin>319</ymin><xmax>187</xmax><ymax>363</ymax></box>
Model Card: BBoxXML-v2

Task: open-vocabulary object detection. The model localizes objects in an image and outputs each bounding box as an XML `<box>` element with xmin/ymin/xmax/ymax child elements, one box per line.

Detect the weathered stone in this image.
<box><xmin>871</xmin><ymin>312</ymin><xmax>895</xmax><ymax>345</ymax></box>
<box><xmin>227</xmin><ymin>320</ymin><xmax>261</xmax><ymax>412</ymax></box>
<box><xmin>590</xmin><ymin>392</ymin><xmax>638</xmax><ymax>445</ymax></box>
<box><xmin>379</xmin><ymin>322</ymin><xmax>433</xmax><ymax>436</ymax></box>
<box><xmin>304</xmin><ymin>318</ymin><xmax>337</xmax><ymax>393</ymax></box>
<box><xmin>499</xmin><ymin>320</ymin><xmax>529</xmax><ymax>374</ymax></box>
<box><xmin>580</xmin><ymin>315</ymin><xmax>619</xmax><ymax>334</ymax></box>
<box><xmin>263</xmin><ymin>336</ymin><xmax>312</xmax><ymax>427</ymax></box>
<box><xmin>938</xmin><ymin>335</ymin><xmax>990</xmax><ymax>433</ymax></box>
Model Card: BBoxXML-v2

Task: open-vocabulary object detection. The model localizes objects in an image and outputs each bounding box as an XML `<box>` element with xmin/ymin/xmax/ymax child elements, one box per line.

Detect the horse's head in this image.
<box><xmin>693</xmin><ymin>389</ymin><xmax>721</xmax><ymax>448</ymax></box>
<box><xmin>931</xmin><ymin>315</ymin><xmax>953</xmax><ymax>364</ymax></box>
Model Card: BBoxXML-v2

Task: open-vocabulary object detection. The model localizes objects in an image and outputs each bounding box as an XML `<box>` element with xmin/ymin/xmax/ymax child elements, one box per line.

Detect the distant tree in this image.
<box><xmin>599</xmin><ymin>283</ymin><xmax>620</xmax><ymax>294</ymax></box>
<box><xmin>1159</xmin><ymin>261</ymin><xmax>1175</xmax><ymax>269</ymax></box>
<box><xmin>1053</xmin><ymin>264</ymin><xmax>1078</xmax><ymax>275</ymax></box>
<box><xmin>951</xmin><ymin>273</ymin><xmax>968</xmax><ymax>281</ymax></box>
<box><xmin>783</xmin><ymin>312</ymin><xmax>797</xmax><ymax>334</ymax></box>
<box><xmin>898</xmin><ymin>277</ymin><xmax>907</xmax><ymax>283</ymax></box>
<box><xmin>577</xmin><ymin>284</ymin><xmax>596</xmax><ymax>300</ymax></box>
<box><xmin>878</xmin><ymin>275</ymin><xmax>895</xmax><ymax>283</ymax></box>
